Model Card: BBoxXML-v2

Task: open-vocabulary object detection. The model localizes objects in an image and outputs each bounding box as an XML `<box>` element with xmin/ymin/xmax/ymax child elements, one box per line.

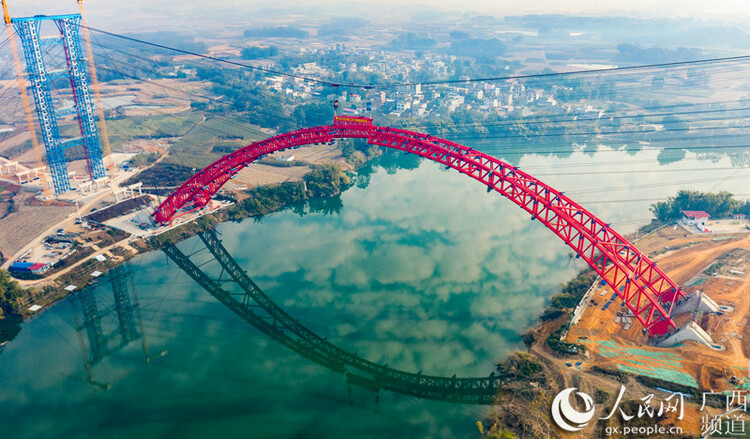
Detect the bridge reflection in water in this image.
<box><xmin>163</xmin><ymin>229</ymin><xmax>502</xmax><ymax>405</ymax></box>
<box><xmin>71</xmin><ymin>263</ymin><xmax>150</xmax><ymax>389</ymax></box>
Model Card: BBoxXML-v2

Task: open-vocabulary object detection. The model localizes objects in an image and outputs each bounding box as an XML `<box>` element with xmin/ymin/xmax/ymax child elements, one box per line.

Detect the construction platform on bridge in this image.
<box><xmin>104</xmin><ymin>199</ymin><xmax>235</xmax><ymax>239</ymax></box>
<box><xmin>565</xmin><ymin>225</ymin><xmax>750</xmax><ymax>391</ymax></box>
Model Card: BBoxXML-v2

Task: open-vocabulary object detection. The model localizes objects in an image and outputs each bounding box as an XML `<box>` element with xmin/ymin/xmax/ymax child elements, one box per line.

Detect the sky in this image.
<box><xmin>7</xmin><ymin>0</ymin><xmax>750</xmax><ymax>21</ymax></box>
<box><xmin>344</xmin><ymin>0</ymin><xmax>750</xmax><ymax>19</ymax></box>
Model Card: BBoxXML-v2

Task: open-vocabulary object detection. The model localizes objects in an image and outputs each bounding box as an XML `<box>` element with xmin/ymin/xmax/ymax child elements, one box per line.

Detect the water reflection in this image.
<box><xmin>1</xmin><ymin>145</ymin><xmax>748</xmax><ymax>438</ymax></box>
<box><xmin>163</xmin><ymin>229</ymin><xmax>501</xmax><ymax>404</ymax></box>
<box><xmin>70</xmin><ymin>263</ymin><xmax>150</xmax><ymax>389</ymax></box>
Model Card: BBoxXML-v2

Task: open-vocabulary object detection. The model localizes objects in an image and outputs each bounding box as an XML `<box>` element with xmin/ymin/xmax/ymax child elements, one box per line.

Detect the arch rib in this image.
<box><xmin>154</xmin><ymin>116</ymin><xmax>684</xmax><ymax>336</ymax></box>
<box><xmin>163</xmin><ymin>234</ymin><xmax>500</xmax><ymax>404</ymax></box>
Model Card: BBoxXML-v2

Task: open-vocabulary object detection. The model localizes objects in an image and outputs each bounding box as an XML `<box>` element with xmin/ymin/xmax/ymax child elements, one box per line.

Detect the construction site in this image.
<box><xmin>2</xmin><ymin>0</ymin><xmax>749</xmax><ymax>386</ymax></box>
<box><xmin>4</xmin><ymin>1</ymin><xmax>750</xmax><ymax>437</ymax></box>
<box><xmin>562</xmin><ymin>222</ymin><xmax>750</xmax><ymax>392</ymax></box>
<box><xmin>0</xmin><ymin>2</ymin><xmax>243</xmax><ymax>314</ymax></box>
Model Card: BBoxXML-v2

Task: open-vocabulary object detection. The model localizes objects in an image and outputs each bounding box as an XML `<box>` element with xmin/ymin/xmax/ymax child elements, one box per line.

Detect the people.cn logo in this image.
<box><xmin>550</xmin><ymin>387</ymin><xmax>596</xmax><ymax>432</ymax></box>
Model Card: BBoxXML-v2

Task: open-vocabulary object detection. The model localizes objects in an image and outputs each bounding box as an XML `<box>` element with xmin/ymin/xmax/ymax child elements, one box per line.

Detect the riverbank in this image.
<box><xmin>0</xmin><ymin>143</ymin><xmax>382</xmax><ymax>344</ymax></box>
<box><xmin>481</xmin><ymin>217</ymin><xmax>750</xmax><ymax>438</ymax></box>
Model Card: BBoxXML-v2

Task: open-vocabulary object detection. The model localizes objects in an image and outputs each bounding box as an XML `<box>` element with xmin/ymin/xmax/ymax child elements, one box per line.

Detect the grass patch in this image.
<box><xmin>123</xmin><ymin>162</ymin><xmax>194</xmax><ymax>187</ymax></box>
<box><xmin>58</xmin><ymin>114</ymin><xmax>204</xmax><ymax>148</ymax></box>
<box><xmin>163</xmin><ymin>115</ymin><xmax>266</xmax><ymax>168</ymax></box>
<box><xmin>0</xmin><ymin>139</ymin><xmax>32</xmax><ymax>159</ymax></box>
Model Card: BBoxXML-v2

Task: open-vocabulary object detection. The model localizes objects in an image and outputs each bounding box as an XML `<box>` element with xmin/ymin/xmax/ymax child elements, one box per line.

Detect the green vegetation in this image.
<box><xmin>123</xmin><ymin>162</ymin><xmax>194</xmax><ymax>187</ymax></box>
<box><xmin>615</xmin><ymin>43</ymin><xmax>701</xmax><ymax>64</ymax></box>
<box><xmin>0</xmin><ymin>155</ymin><xmax>354</xmax><ymax>344</ymax></box>
<box><xmin>0</xmin><ymin>269</ymin><xmax>29</xmax><ymax>315</ymax></box>
<box><xmin>129</xmin><ymin>151</ymin><xmax>159</xmax><ymax>167</ymax></box>
<box><xmin>163</xmin><ymin>115</ymin><xmax>266</xmax><ymax>169</ymax></box>
<box><xmin>0</xmin><ymin>312</ymin><xmax>22</xmax><ymax>344</ymax></box>
<box><xmin>0</xmin><ymin>139</ymin><xmax>32</xmax><ymax>159</ymax></box>
<box><xmin>703</xmin><ymin>248</ymin><xmax>745</xmax><ymax>275</ymax></box>
<box><xmin>389</xmin><ymin>33</ymin><xmax>436</xmax><ymax>50</ymax></box>
<box><xmin>241</xmin><ymin>46</ymin><xmax>279</xmax><ymax>60</ymax></box>
<box><xmin>650</xmin><ymin>190</ymin><xmax>746</xmax><ymax>221</ymax></box>
<box><xmin>304</xmin><ymin>164</ymin><xmax>350</xmax><ymax>198</ymax></box>
<box><xmin>535</xmin><ymin>269</ymin><xmax>597</xmax><ymax>354</ymax></box>
<box><xmin>0</xmin><ymin>189</ymin><xmax>18</xmax><ymax>220</ymax></box>
<box><xmin>229</xmin><ymin>182</ymin><xmax>307</xmax><ymax>219</ymax></box>
<box><xmin>291</xmin><ymin>101</ymin><xmax>334</xmax><ymax>128</ymax></box>
<box><xmin>481</xmin><ymin>424</ymin><xmax>518</xmax><ymax>439</ymax></box>
<box><xmin>195</xmin><ymin>66</ymin><xmax>298</xmax><ymax>131</ymax></box>
<box><xmin>148</xmin><ymin>214</ymin><xmax>220</xmax><ymax>249</ymax></box>
<box><xmin>244</xmin><ymin>27</ymin><xmax>309</xmax><ymax>39</ymax></box>
<box><xmin>77</xmin><ymin>113</ymin><xmax>205</xmax><ymax>147</ymax></box>
<box><xmin>151</xmin><ymin>163</ymin><xmax>354</xmax><ymax>248</ymax></box>
<box><xmin>546</xmin><ymin>319</ymin><xmax>584</xmax><ymax>355</ymax></box>
<box><xmin>447</xmin><ymin>33</ymin><xmax>506</xmax><ymax>60</ymax></box>
<box><xmin>547</xmin><ymin>270</ymin><xmax>598</xmax><ymax>312</ymax></box>
<box><xmin>590</xmin><ymin>365</ymin><xmax>627</xmax><ymax>382</ymax></box>
<box><xmin>340</xmin><ymin>138</ymin><xmax>381</xmax><ymax>167</ymax></box>
<box><xmin>317</xmin><ymin>17</ymin><xmax>369</xmax><ymax>38</ymax></box>
<box><xmin>256</xmin><ymin>157</ymin><xmax>308</xmax><ymax>167</ymax></box>
<box><xmin>705</xmin><ymin>261</ymin><xmax>724</xmax><ymax>275</ymax></box>
<box><xmin>633</xmin><ymin>375</ymin><xmax>705</xmax><ymax>402</ymax></box>
<box><xmin>496</xmin><ymin>351</ymin><xmax>544</xmax><ymax>383</ymax></box>
<box><xmin>126</xmin><ymin>31</ymin><xmax>208</xmax><ymax>53</ymax></box>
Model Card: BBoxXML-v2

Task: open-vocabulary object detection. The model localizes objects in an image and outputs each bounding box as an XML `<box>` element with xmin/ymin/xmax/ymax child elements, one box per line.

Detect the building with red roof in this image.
<box><xmin>29</xmin><ymin>263</ymin><xmax>49</xmax><ymax>275</ymax></box>
<box><xmin>681</xmin><ymin>210</ymin><xmax>710</xmax><ymax>231</ymax></box>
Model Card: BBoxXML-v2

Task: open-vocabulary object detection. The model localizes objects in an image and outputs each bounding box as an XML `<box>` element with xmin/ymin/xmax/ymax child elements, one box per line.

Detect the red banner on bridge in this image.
<box><xmin>333</xmin><ymin>115</ymin><xmax>373</xmax><ymax>126</ymax></box>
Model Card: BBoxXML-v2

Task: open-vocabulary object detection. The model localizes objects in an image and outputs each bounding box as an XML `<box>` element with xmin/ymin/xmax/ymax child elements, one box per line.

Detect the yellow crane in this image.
<box><xmin>76</xmin><ymin>0</ymin><xmax>114</xmax><ymax>177</ymax></box>
<box><xmin>2</xmin><ymin>0</ymin><xmax>50</xmax><ymax>197</ymax></box>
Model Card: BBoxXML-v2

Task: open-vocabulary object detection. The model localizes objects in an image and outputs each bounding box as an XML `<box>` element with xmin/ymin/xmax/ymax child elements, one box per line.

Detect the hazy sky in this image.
<box><xmin>344</xmin><ymin>0</ymin><xmax>750</xmax><ymax>19</ymax></box>
<box><xmin>7</xmin><ymin>0</ymin><xmax>750</xmax><ymax>21</ymax></box>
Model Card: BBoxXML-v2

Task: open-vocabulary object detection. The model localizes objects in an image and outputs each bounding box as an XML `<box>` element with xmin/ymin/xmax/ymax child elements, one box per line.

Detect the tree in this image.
<box><xmin>650</xmin><ymin>190</ymin><xmax>739</xmax><ymax>221</ymax></box>
<box><xmin>0</xmin><ymin>269</ymin><xmax>29</xmax><ymax>314</ymax></box>
<box><xmin>497</xmin><ymin>351</ymin><xmax>543</xmax><ymax>382</ymax></box>
<box><xmin>240</xmin><ymin>46</ymin><xmax>279</xmax><ymax>60</ymax></box>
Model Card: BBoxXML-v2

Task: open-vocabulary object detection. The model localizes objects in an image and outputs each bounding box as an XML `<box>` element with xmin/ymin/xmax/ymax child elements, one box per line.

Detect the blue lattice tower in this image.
<box><xmin>56</xmin><ymin>15</ymin><xmax>105</xmax><ymax>180</ymax></box>
<box><xmin>12</xmin><ymin>17</ymin><xmax>70</xmax><ymax>193</ymax></box>
<box><xmin>13</xmin><ymin>14</ymin><xmax>106</xmax><ymax>193</ymax></box>
<box><xmin>109</xmin><ymin>264</ymin><xmax>140</xmax><ymax>345</ymax></box>
<box><xmin>77</xmin><ymin>285</ymin><xmax>106</xmax><ymax>364</ymax></box>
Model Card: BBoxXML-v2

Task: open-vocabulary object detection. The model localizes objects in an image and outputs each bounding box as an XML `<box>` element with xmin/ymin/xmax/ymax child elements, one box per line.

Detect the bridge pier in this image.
<box><xmin>658</xmin><ymin>321</ymin><xmax>717</xmax><ymax>349</ymax></box>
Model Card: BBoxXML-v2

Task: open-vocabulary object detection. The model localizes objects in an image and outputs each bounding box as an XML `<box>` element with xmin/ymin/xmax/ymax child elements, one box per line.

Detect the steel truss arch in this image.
<box><xmin>164</xmin><ymin>232</ymin><xmax>501</xmax><ymax>404</ymax></box>
<box><xmin>155</xmin><ymin>117</ymin><xmax>684</xmax><ymax>336</ymax></box>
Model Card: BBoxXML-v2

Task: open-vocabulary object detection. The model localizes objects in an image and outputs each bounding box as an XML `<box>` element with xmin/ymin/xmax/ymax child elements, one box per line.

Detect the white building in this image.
<box><xmin>682</xmin><ymin>210</ymin><xmax>710</xmax><ymax>231</ymax></box>
<box><xmin>396</xmin><ymin>100</ymin><xmax>411</xmax><ymax>112</ymax></box>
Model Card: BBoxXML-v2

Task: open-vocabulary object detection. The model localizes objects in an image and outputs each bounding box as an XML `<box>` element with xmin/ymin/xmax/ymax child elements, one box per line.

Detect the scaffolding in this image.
<box><xmin>12</xmin><ymin>14</ymin><xmax>105</xmax><ymax>194</ymax></box>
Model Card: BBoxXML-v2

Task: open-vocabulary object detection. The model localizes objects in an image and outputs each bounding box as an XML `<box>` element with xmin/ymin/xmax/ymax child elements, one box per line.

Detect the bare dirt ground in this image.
<box><xmin>228</xmin><ymin>163</ymin><xmax>311</xmax><ymax>189</ymax></box>
<box><xmin>0</xmin><ymin>131</ymin><xmax>31</xmax><ymax>159</ymax></box>
<box><xmin>0</xmin><ymin>190</ymin><xmax>76</xmax><ymax>260</ymax></box>
<box><xmin>511</xmin><ymin>225</ymin><xmax>750</xmax><ymax>438</ymax></box>
<box><xmin>565</xmin><ymin>225</ymin><xmax>750</xmax><ymax>392</ymax></box>
<box><xmin>226</xmin><ymin>143</ymin><xmax>347</xmax><ymax>189</ymax></box>
<box><xmin>96</xmin><ymin>79</ymin><xmax>207</xmax><ymax>117</ymax></box>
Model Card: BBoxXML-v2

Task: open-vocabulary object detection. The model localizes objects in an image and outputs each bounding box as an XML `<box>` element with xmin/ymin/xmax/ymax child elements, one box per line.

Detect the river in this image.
<box><xmin>0</xmin><ymin>144</ymin><xmax>747</xmax><ymax>438</ymax></box>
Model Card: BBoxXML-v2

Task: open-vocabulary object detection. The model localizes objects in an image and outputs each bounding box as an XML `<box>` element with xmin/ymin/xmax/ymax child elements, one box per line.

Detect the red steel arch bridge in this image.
<box><xmin>154</xmin><ymin>115</ymin><xmax>685</xmax><ymax>336</ymax></box>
